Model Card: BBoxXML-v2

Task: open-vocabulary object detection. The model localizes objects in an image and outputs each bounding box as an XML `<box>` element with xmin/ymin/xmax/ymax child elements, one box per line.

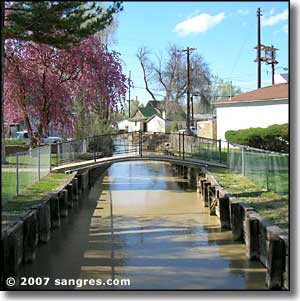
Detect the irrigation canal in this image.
<box><xmin>19</xmin><ymin>161</ymin><xmax>267</xmax><ymax>290</ymax></box>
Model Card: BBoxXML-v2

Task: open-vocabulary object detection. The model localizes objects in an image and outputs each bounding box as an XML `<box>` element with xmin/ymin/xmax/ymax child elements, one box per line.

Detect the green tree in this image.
<box><xmin>1</xmin><ymin>1</ymin><xmax>123</xmax><ymax>161</ymax></box>
<box><xmin>193</xmin><ymin>75</ymin><xmax>242</xmax><ymax>114</ymax></box>
<box><xmin>3</xmin><ymin>2</ymin><xmax>122</xmax><ymax>48</ymax></box>
<box><xmin>211</xmin><ymin>75</ymin><xmax>242</xmax><ymax>100</ymax></box>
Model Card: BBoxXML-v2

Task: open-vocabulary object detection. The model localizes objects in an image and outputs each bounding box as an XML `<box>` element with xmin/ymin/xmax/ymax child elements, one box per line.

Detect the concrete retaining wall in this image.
<box><xmin>172</xmin><ymin>163</ymin><xmax>289</xmax><ymax>290</ymax></box>
<box><xmin>1</xmin><ymin>164</ymin><xmax>110</xmax><ymax>290</ymax></box>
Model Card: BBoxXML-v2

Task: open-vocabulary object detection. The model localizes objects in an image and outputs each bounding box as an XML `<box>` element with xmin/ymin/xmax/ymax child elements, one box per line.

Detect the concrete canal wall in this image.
<box><xmin>1</xmin><ymin>164</ymin><xmax>110</xmax><ymax>289</ymax></box>
<box><xmin>171</xmin><ymin>163</ymin><xmax>289</xmax><ymax>291</ymax></box>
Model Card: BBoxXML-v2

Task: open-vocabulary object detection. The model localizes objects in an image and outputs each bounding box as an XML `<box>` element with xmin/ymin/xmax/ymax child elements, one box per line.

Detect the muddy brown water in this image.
<box><xmin>18</xmin><ymin>161</ymin><xmax>267</xmax><ymax>290</ymax></box>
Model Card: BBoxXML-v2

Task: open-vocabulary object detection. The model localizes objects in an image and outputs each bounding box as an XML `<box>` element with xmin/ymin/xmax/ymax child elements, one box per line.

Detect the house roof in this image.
<box><xmin>217</xmin><ymin>83</ymin><xmax>288</xmax><ymax>105</ymax></box>
<box><xmin>130</xmin><ymin>99</ymin><xmax>186</xmax><ymax>122</ymax></box>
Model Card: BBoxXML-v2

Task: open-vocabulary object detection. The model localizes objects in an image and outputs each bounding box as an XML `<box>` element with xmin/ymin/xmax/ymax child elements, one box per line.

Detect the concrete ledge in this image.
<box><xmin>194</xmin><ymin>169</ymin><xmax>288</xmax><ymax>290</ymax></box>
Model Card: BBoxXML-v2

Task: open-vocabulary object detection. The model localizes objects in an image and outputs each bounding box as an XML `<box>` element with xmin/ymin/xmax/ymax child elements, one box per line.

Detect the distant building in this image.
<box><xmin>274</xmin><ymin>73</ymin><xmax>288</xmax><ymax>84</ymax></box>
<box><xmin>127</xmin><ymin>100</ymin><xmax>185</xmax><ymax>133</ymax></box>
<box><xmin>215</xmin><ymin>83</ymin><xmax>288</xmax><ymax>140</ymax></box>
<box><xmin>117</xmin><ymin>119</ymin><xmax>132</xmax><ymax>132</ymax></box>
<box><xmin>196</xmin><ymin>115</ymin><xmax>217</xmax><ymax>139</ymax></box>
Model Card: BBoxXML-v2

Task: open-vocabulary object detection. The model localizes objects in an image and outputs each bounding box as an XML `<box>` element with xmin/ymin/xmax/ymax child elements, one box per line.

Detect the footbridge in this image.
<box><xmin>52</xmin><ymin>131</ymin><xmax>228</xmax><ymax>173</ymax></box>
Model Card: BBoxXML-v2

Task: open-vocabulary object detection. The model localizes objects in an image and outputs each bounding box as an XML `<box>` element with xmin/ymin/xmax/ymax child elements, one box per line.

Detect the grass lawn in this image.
<box><xmin>2</xmin><ymin>172</ymin><xmax>72</xmax><ymax>226</ymax></box>
<box><xmin>4</xmin><ymin>139</ymin><xmax>27</xmax><ymax>146</ymax></box>
<box><xmin>209</xmin><ymin>167</ymin><xmax>289</xmax><ymax>232</ymax></box>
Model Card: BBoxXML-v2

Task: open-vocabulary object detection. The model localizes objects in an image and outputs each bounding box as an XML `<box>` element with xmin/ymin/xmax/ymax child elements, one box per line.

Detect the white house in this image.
<box><xmin>127</xmin><ymin>100</ymin><xmax>185</xmax><ymax>133</ymax></box>
<box><xmin>215</xmin><ymin>83</ymin><xmax>289</xmax><ymax>140</ymax></box>
<box><xmin>117</xmin><ymin>119</ymin><xmax>132</xmax><ymax>131</ymax></box>
<box><xmin>128</xmin><ymin>101</ymin><xmax>168</xmax><ymax>133</ymax></box>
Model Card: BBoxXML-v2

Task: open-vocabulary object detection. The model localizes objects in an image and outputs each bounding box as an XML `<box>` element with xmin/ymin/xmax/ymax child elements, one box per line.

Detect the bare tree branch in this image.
<box><xmin>136</xmin><ymin>47</ymin><xmax>157</xmax><ymax>101</ymax></box>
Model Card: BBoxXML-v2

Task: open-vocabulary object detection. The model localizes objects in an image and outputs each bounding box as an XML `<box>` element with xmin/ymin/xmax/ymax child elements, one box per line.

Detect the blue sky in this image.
<box><xmin>111</xmin><ymin>1</ymin><xmax>289</xmax><ymax>105</ymax></box>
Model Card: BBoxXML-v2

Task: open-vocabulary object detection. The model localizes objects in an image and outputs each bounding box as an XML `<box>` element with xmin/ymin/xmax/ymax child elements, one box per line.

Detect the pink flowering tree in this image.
<box><xmin>4</xmin><ymin>36</ymin><xmax>127</xmax><ymax>146</ymax></box>
<box><xmin>73</xmin><ymin>37</ymin><xmax>127</xmax><ymax>136</ymax></box>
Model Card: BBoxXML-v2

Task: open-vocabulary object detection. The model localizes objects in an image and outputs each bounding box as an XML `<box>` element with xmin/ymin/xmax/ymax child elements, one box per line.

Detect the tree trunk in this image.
<box><xmin>1</xmin><ymin>2</ymin><xmax>6</xmax><ymax>163</ymax></box>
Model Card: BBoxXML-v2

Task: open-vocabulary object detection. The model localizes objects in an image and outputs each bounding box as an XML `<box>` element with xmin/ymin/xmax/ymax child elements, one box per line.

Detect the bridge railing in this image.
<box><xmin>52</xmin><ymin>130</ymin><xmax>288</xmax><ymax>194</ymax></box>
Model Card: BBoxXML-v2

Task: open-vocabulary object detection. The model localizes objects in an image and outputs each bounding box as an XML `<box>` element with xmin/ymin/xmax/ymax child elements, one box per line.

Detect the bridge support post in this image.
<box><xmin>203</xmin><ymin>181</ymin><xmax>211</xmax><ymax>207</ymax></box>
<box><xmin>187</xmin><ymin>167</ymin><xmax>197</xmax><ymax>188</ymax></box>
<box><xmin>139</xmin><ymin>130</ymin><xmax>143</xmax><ymax>157</ymax></box>
<box><xmin>208</xmin><ymin>185</ymin><xmax>217</xmax><ymax>215</ymax></box>
<box><xmin>182</xmin><ymin>132</ymin><xmax>185</xmax><ymax>160</ymax></box>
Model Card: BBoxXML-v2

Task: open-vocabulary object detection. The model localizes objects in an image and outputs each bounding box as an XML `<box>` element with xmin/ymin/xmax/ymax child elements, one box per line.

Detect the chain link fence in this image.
<box><xmin>2</xmin><ymin>131</ymin><xmax>288</xmax><ymax>203</ymax></box>
<box><xmin>227</xmin><ymin>143</ymin><xmax>288</xmax><ymax>194</ymax></box>
<box><xmin>2</xmin><ymin>145</ymin><xmax>51</xmax><ymax>203</ymax></box>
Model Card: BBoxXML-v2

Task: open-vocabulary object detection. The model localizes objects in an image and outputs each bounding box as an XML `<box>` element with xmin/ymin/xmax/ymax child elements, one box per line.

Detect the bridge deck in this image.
<box><xmin>52</xmin><ymin>154</ymin><xmax>227</xmax><ymax>173</ymax></box>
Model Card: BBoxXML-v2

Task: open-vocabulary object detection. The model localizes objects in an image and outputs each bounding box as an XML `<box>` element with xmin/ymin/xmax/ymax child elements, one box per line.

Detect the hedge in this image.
<box><xmin>225</xmin><ymin>123</ymin><xmax>289</xmax><ymax>152</ymax></box>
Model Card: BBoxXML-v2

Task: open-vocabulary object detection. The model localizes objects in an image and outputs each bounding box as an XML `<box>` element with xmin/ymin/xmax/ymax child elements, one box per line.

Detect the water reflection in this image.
<box><xmin>81</xmin><ymin>161</ymin><xmax>267</xmax><ymax>290</ymax></box>
<box><xmin>18</xmin><ymin>161</ymin><xmax>267</xmax><ymax>290</ymax></box>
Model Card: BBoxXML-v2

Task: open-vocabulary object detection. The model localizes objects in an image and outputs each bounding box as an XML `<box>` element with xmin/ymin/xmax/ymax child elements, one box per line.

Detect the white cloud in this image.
<box><xmin>273</xmin><ymin>23</ymin><xmax>288</xmax><ymax>35</ymax></box>
<box><xmin>175</xmin><ymin>12</ymin><xmax>225</xmax><ymax>36</ymax></box>
<box><xmin>237</xmin><ymin>9</ymin><xmax>249</xmax><ymax>16</ymax></box>
<box><xmin>282</xmin><ymin>24</ymin><xmax>288</xmax><ymax>33</ymax></box>
<box><xmin>268</xmin><ymin>8</ymin><xmax>276</xmax><ymax>16</ymax></box>
<box><xmin>242</xmin><ymin>21</ymin><xmax>247</xmax><ymax>27</ymax></box>
<box><xmin>262</xmin><ymin>9</ymin><xmax>288</xmax><ymax>26</ymax></box>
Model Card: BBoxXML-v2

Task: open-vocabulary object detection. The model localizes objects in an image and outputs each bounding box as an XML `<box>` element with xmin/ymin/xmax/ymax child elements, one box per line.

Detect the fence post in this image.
<box><xmin>182</xmin><ymin>132</ymin><xmax>185</xmax><ymax>160</ymax></box>
<box><xmin>227</xmin><ymin>141</ymin><xmax>230</xmax><ymax>167</ymax></box>
<box><xmin>242</xmin><ymin>146</ymin><xmax>245</xmax><ymax>176</ymax></box>
<box><xmin>139</xmin><ymin>130</ymin><xmax>143</xmax><ymax>157</ymax></box>
<box><xmin>265</xmin><ymin>152</ymin><xmax>269</xmax><ymax>191</ymax></box>
<box><xmin>69</xmin><ymin>142</ymin><xmax>72</xmax><ymax>162</ymax></box>
<box><xmin>178</xmin><ymin>132</ymin><xmax>181</xmax><ymax>157</ymax></box>
<box><xmin>218</xmin><ymin>139</ymin><xmax>222</xmax><ymax>163</ymax></box>
<box><xmin>49</xmin><ymin>144</ymin><xmax>52</xmax><ymax>171</ymax></box>
<box><xmin>38</xmin><ymin>146</ymin><xmax>41</xmax><ymax>180</ymax></box>
<box><xmin>16</xmin><ymin>153</ymin><xmax>19</xmax><ymax>195</ymax></box>
<box><xmin>56</xmin><ymin>142</ymin><xmax>60</xmax><ymax>166</ymax></box>
<box><xmin>94</xmin><ymin>135</ymin><xmax>96</xmax><ymax>162</ymax></box>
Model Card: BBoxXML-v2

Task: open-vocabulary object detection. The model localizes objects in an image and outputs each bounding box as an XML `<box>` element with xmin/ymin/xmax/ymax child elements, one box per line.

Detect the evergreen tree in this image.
<box><xmin>3</xmin><ymin>2</ymin><xmax>123</xmax><ymax>48</ymax></box>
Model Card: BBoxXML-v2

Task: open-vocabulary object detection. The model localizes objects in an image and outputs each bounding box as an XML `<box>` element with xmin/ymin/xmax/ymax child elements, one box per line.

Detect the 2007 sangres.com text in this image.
<box><xmin>7</xmin><ymin>277</ymin><xmax>131</xmax><ymax>288</ymax></box>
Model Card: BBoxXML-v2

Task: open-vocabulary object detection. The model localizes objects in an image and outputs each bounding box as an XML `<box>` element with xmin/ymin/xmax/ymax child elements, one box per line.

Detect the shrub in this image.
<box><xmin>225</xmin><ymin>124</ymin><xmax>289</xmax><ymax>152</ymax></box>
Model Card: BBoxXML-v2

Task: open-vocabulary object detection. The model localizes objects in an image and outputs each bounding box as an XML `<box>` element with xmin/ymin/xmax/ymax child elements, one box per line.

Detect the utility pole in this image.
<box><xmin>271</xmin><ymin>45</ymin><xmax>278</xmax><ymax>85</ymax></box>
<box><xmin>179</xmin><ymin>47</ymin><xmax>196</xmax><ymax>131</ymax></box>
<box><xmin>271</xmin><ymin>48</ymin><xmax>275</xmax><ymax>85</ymax></box>
<box><xmin>128</xmin><ymin>71</ymin><xmax>131</xmax><ymax>118</ymax></box>
<box><xmin>191</xmin><ymin>95</ymin><xmax>194</xmax><ymax>126</ymax></box>
<box><xmin>256</xmin><ymin>7</ymin><xmax>262</xmax><ymax>89</ymax></box>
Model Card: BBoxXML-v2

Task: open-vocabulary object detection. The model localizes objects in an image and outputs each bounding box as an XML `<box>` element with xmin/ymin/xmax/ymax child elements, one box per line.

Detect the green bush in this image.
<box><xmin>225</xmin><ymin>124</ymin><xmax>289</xmax><ymax>152</ymax></box>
